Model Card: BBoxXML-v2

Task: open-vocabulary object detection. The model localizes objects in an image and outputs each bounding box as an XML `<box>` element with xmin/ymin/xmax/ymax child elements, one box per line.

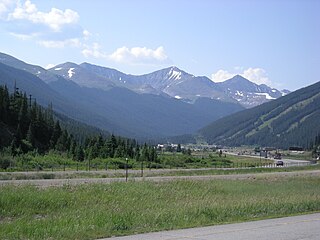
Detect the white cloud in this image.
<box><xmin>9</xmin><ymin>31</ymin><xmax>36</xmax><ymax>40</ymax></box>
<box><xmin>2</xmin><ymin>2</ymin><xmax>170</xmax><ymax>67</ymax></box>
<box><xmin>242</xmin><ymin>68</ymin><xmax>270</xmax><ymax>85</ymax></box>
<box><xmin>0</xmin><ymin>0</ymin><xmax>15</xmax><ymax>18</ymax></box>
<box><xmin>211</xmin><ymin>70</ymin><xmax>235</xmax><ymax>83</ymax></box>
<box><xmin>9</xmin><ymin>0</ymin><xmax>79</xmax><ymax>31</ymax></box>
<box><xmin>211</xmin><ymin>67</ymin><xmax>271</xmax><ymax>86</ymax></box>
<box><xmin>81</xmin><ymin>45</ymin><xmax>169</xmax><ymax>65</ymax></box>
<box><xmin>82</xmin><ymin>42</ymin><xmax>107</xmax><ymax>58</ymax></box>
<box><xmin>82</xmin><ymin>29</ymin><xmax>91</xmax><ymax>38</ymax></box>
<box><xmin>3</xmin><ymin>1</ymin><xmax>86</xmax><ymax>48</ymax></box>
<box><xmin>45</xmin><ymin>63</ymin><xmax>55</xmax><ymax>69</ymax></box>
<box><xmin>1</xmin><ymin>1</ymin><xmax>95</xmax><ymax>53</ymax></box>
<box><xmin>38</xmin><ymin>38</ymin><xmax>82</xmax><ymax>48</ymax></box>
<box><xmin>109</xmin><ymin>46</ymin><xmax>168</xmax><ymax>64</ymax></box>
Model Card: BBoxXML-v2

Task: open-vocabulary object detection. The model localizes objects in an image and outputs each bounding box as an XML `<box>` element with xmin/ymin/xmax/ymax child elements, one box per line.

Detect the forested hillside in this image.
<box><xmin>199</xmin><ymin>81</ymin><xmax>320</xmax><ymax>148</ymax></box>
<box><xmin>0</xmin><ymin>85</ymin><xmax>155</xmax><ymax>164</ymax></box>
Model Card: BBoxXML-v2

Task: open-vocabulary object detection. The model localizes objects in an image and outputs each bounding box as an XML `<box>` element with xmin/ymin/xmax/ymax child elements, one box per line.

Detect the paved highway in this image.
<box><xmin>227</xmin><ymin>152</ymin><xmax>312</xmax><ymax>166</ymax></box>
<box><xmin>104</xmin><ymin>213</ymin><xmax>320</xmax><ymax>240</ymax></box>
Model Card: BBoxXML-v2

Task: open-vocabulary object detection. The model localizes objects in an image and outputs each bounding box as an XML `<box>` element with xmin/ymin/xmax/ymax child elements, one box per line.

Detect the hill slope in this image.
<box><xmin>0</xmin><ymin>62</ymin><xmax>118</xmax><ymax>135</ymax></box>
<box><xmin>199</xmin><ymin>81</ymin><xmax>320</xmax><ymax>148</ymax></box>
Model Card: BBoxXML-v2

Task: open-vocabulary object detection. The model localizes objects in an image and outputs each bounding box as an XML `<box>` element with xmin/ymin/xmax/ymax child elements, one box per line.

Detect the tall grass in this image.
<box><xmin>1</xmin><ymin>163</ymin><xmax>319</xmax><ymax>180</ymax></box>
<box><xmin>1</xmin><ymin>176</ymin><xmax>320</xmax><ymax>240</ymax></box>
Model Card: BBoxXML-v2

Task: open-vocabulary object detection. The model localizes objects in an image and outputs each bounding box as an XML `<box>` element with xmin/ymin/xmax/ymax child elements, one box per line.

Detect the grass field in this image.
<box><xmin>0</xmin><ymin>150</ymin><xmax>274</xmax><ymax>172</ymax></box>
<box><xmin>1</xmin><ymin>175</ymin><xmax>320</xmax><ymax>240</ymax></box>
<box><xmin>0</xmin><ymin>163</ymin><xmax>319</xmax><ymax>181</ymax></box>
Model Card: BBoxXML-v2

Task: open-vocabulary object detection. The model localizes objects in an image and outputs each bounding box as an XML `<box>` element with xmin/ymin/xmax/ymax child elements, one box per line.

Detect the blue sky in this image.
<box><xmin>0</xmin><ymin>0</ymin><xmax>319</xmax><ymax>90</ymax></box>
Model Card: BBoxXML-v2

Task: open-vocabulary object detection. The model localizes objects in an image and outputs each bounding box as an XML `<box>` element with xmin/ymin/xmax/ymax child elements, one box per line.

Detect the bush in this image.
<box><xmin>0</xmin><ymin>156</ymin><xmax>13</xmax><ymax>169</ymax></box>
<box><xmin>108</xmin><ymin>158</ymin><xmax>132</xmax><ymax>169</ymax></box>
<box><xmin>149</xmin><ymin>162</ymin><xmax>164</xmax><ymax>169</ymax></box>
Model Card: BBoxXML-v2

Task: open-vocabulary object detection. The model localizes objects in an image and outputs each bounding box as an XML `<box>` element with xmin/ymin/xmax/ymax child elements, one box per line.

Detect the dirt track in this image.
<box><xmin>1</xmin><ymin>170</ymin><xmax>319</xmax><ymax>188</ymax></box>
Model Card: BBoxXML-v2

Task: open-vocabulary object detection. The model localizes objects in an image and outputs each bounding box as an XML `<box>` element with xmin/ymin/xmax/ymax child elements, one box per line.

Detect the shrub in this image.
<box><xmin>0</xmin><ymin>156</ymin><xmax>13</xmax><ymax>169</ymax></box>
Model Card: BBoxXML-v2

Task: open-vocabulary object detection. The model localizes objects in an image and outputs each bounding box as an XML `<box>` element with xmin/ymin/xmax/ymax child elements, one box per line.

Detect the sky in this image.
<box><xmin>0</xmin><ymin>0</ymin><xmax>319</xmax><ymax>91</ymax></box>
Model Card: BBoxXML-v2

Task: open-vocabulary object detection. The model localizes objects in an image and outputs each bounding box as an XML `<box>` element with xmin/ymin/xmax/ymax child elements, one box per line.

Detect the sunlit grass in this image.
<box><xmin>1</xmin><ymin>176</ymin><xmax>320</xmax><ymax>240</ymax></box>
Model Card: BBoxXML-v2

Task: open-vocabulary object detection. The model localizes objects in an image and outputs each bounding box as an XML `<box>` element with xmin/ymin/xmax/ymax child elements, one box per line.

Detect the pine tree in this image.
<box><xmin>69</xmin><ymin>139</ymin><xmax>77</xmax><ymax>157</ymax></box>
<box><xmin>106</xmin><ymin>134</ymin><xmax>117</xmax><ymax>158</ymax></box>
<box><xmin>74</xmin><ymin>145</ymin><xmax>85</xmax><ymax>162</ymax></box>
<box><xmin>50</xmin><ymin>121</ymin><xmax>62</xmax><ymax>148</ymax></box>
<box><xmin>177</xmin><ymin>144</ymin><xmax>182</xmax><ymax>152</ymax></box>
<box><xmin>135</xmin><ymin>144</ymin><xmax>141</xmax><ymax>162</ymax></box>
<box><xmin>150</xmin><ymin>147</ymin><xmax>158</xmax><ymax>163</ymax></box>
<box><xmin>18</xmin><ymin>93</ymin><xmax>29</xmax><ymax>137</ymax></box>
<box><xmin>141</xmin><ymin>143</ymin><xmax>149</xmax><ymax>162</ymax></box>
<box><xmin>55</xmin><ymin>130</ymin><xmax>69</xmax><ymax>152</ymax></box>
<box><xmin>26</xmin><ymin>123</ymin><xmax>35</xmax><ymax>146</ymax></box>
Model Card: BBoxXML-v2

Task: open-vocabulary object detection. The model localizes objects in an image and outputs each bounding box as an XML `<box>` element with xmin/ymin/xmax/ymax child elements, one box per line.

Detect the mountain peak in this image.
<box><xmin>54</xmin><ymin>62</ymin><xmax>79</xmax><ymax>69</ymax></box>
<box><xmin>229</xmin><ymin>74</ymin><xmax>252</xmax><ymax>83</ymax></box>
<box><xmin>49</xmin><ymin>62</ymin><xmax>81</xmax><ymax>79</ymax></box>
<box><xmin>168</xmin><ymin>66</ymin><xmax>183</xmax><ymax>80</ymax></box>
<box><xmin>169</xmin><ymin>66</ymin><xmax>181</xmax><ymax>71</ymax></box>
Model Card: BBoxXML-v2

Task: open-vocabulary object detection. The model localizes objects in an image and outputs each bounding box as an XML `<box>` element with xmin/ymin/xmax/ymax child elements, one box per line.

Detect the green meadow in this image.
<box><xmin>1</xmin><ymin>175</ymin><xmax>320</xmax><ymax>240</ymax></box>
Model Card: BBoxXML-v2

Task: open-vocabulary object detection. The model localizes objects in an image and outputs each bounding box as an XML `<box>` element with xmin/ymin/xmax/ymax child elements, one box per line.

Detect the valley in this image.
<box><xmin>0</xmin><ymin>53</ymin><xmax>319</xmax><ymax>240</ymax></box>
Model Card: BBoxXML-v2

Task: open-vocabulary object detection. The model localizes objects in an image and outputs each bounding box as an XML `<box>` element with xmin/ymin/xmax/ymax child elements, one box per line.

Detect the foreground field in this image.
<box><xmin>0</xmin><ymin>163</ymin><xmax>318</xmax><ymax>182</ymax></box>
<box><xmin>1</xmin><ymin>173</ymin><xmax>320</xmax><ymax>240</ymax></box>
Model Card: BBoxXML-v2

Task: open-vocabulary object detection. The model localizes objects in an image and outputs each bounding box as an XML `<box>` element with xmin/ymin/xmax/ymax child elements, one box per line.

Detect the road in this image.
<box><xmin>227</xmin><ymin>152</ymin><xmax>312</xmax><ymax>165</ymax></box>
<box><xmin>103</xmin><ymin>213</ymin><xmax>320</xmax><ymax>240</ymax></box>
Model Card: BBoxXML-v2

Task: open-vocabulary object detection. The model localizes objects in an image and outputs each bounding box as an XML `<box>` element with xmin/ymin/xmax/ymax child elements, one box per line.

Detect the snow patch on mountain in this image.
<box><xmin>168</xmin><ymin>68</ymin><xmax>182</xmax><ymax>80</ymax></box>
<box><xmin>255</xmin><ymin>92</ymin><xmax>276</xmax><ymax>100</ymax></box>
<box><xmin>55</xmin><ymin>67</ymin><xmax>62</xmax><ymax>71</ymax></box>
<box><xmin>236</xmin><ymin>91</ymin><xmax>244</xmax><ymax>97</ymax></box>
<box><xmin>68</xmin><ymin>68</ymin><xmax>75</xmax><ymax>78</ymax></box>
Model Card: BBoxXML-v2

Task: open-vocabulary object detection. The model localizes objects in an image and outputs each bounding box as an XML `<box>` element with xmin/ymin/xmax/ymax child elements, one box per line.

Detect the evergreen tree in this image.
<box><xmin>135</xmin><ymin>144</ymin><xmax>141</xmax><ymax>161</ymax></box>
<box><xmin>106</xmin><ymin>134</ymin><xmax>117</xmax><ymax>158</ymax></box>
<box><xmin>150</xmin><ymin>147</ymin><xmax>158</xmax><ymax>163</ymax></box>
<box><xmin>69</xmin><ymin>139</ymin><xmax>77</xmax><ymax>157</ymax></box>
<box><xmin>18</xmin><ymin>93</ymin><xmax>29</xmax><ymax>137</ymax></box>
<box><xmin>55</xmin><ymin>130</ymin><xmax>69</xmax><ymax>152</ymax></box>
<box><xmin>50</xmin><ymin>121</ymin><xmax>62</xmax><ymax>148</ymax></box>
<box><xmin>74</xmin><ymin>145</ymin><xmax>85</xmax><ymax>162</ymax></box>
<box><xmin>141</xmin><ymin>143</ymin><xmax>149</xmax><ymax>162</ymax></box>
<box><xmin>26</xmin><ymin>123</ymin><xmax>35</xmax><ymax>146</ymax></box>
<box><xmin>177</xmin><ymin>143</ymin><xmax>182</xmax><ymax>152</ymax></box>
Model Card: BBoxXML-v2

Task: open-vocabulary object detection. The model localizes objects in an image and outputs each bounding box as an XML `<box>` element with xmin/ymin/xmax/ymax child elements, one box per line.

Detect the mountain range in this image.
<box><xmin>1</xmin><ymin>52</ymin><xmax>301</xmax><ymax>144</ymax></box>
<box><xmin>49</xmin><ymin>62</ymin><xmax>288</xmax><ymax>108</ymax></box>
<box><xmin>0</xmin><ymin>52</ymin><xmax>245</xmax><ymax>140</ymax></box>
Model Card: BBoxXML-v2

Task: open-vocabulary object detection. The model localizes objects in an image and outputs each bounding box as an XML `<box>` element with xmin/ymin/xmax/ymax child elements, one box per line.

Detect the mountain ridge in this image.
<box><xmin>199</xmin><ymin>80</ymin><xmax>320</xmax><ymax>148</ymax></box>
<box><xmin>58</xmin><ymin>61</ymin><xmax>288</xmax><ymax>107</ymax></box>
<box><xmin>0</xmin><ymin>51</ymin><xmax>289</xmax><ymax>108</ymax></box>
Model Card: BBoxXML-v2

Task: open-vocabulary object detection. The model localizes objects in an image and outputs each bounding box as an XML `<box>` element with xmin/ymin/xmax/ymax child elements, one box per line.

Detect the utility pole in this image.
<box><xmin>125</xmin><ymin>158</ymin><xmax>128</xmax><ymax>182</ymax></box>
<box><xmin>141</xmin><ymin>159</ymin><xmax>144</xmax><ymax>177</ymax></box>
